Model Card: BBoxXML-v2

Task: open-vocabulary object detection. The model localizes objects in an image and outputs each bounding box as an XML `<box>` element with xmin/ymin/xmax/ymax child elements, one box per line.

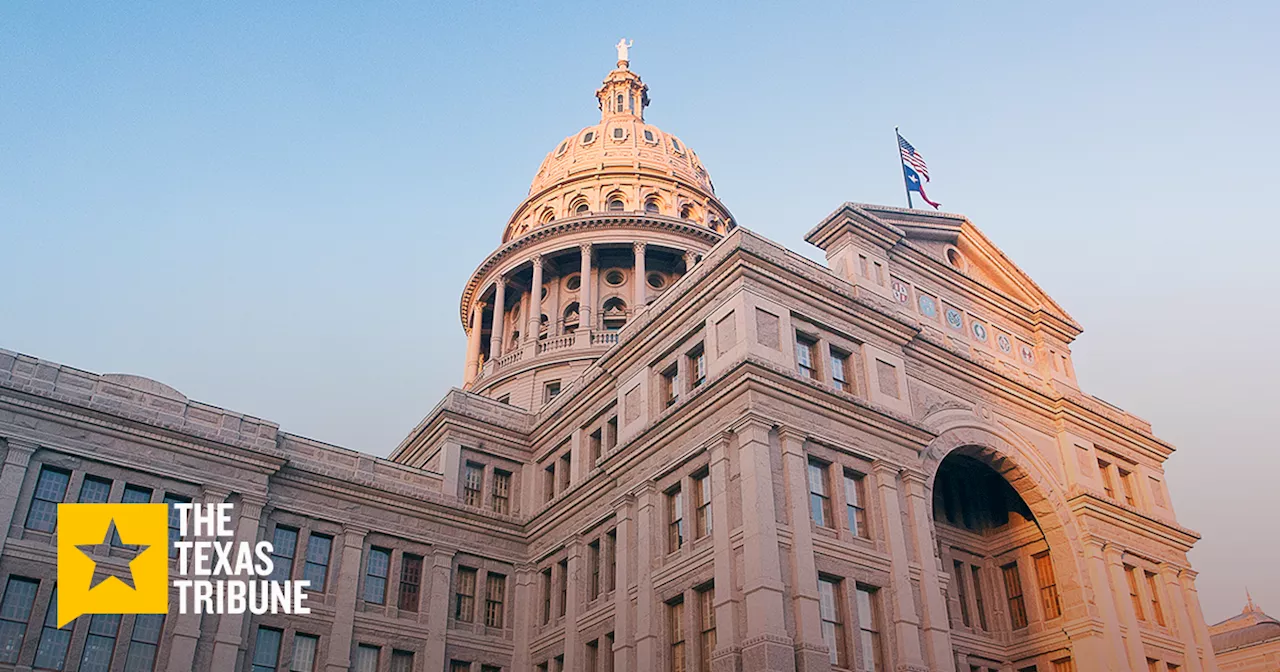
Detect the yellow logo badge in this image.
<box><xmin>56</xmin><ymin>504</ymin><xmax>168</xmax><ymax>627</ymax></box>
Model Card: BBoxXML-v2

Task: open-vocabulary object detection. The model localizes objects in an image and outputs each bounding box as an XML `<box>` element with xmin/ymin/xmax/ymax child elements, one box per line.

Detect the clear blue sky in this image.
<box><xmin>2</xmin><ymin>1</ymin><xmax>1276</xmax><ymax>623</ymax></box>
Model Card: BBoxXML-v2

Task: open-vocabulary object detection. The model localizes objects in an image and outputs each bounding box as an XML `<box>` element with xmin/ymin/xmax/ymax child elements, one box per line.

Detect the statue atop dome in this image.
<box><xmin>615</xmin><ymin>38</ymin><xmax>633</xmax><ymax>65</ymax></box>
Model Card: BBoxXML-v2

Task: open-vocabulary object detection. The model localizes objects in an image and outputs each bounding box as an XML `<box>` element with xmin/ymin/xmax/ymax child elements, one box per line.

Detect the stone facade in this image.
<box><xmin>1209</xmin><ymin>598</ymin><xmax>1280</xmax><ymax>672</ymax></box>
<box><xmin>0</xmin><ymin>50</ymin><xmax>1222</xmax><ymax>672</ymax></box>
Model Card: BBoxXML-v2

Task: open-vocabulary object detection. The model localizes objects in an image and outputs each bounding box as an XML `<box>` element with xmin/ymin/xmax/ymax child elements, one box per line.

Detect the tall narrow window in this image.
<box><xmin>290</xmin><ymin>633</ymin><xmax>319</xmax><ymax>672</ymax></box>
<box><xmin>78</xmin><ymin>475</ymin><xmax>112</xmax><ymax>503</ymax></box>
<box><xmin>607</xmin><ymin>417</ymin><xmax>618</xmax><ymax>451</ymax></box>
<box><xmin>1033</xmin><ymin>552</ymin><xmax>1062</xmax><ymax>620</ymax></box>
<box><xmin>953</xmin><ymin>561</ymin><xmax>972</xmax><ymax>627</ymax></box>
<box><xmin>558</xmin><ymin>559</ymin><xmax>569</xmax><ymax>618</ymax></box>
<box><xmin>464</xmin><ymin>463</ymin><xmax>484</xmax><ymax>507</ymax></box>
<box><xmin>1145</xmin><ymin>571</ymin><xmax>1166</xmax><ymax>626</ymax></box>
<box><xmin>390</xmin><ymin>651</ymin><xmax>414</xmax><ymax>672</ymax></box>
<box><xmin>669</xmin><ymin>598</ymin><xmax>686</xmax><ymax>672</ymax></box>
<box><xmin>0</xmin><ymin>577</ymin><xmax>38</xmax><ymax>664</ymax></box>
<box><xmin>796</xmin><ymin>334</ymin><xmax>817</xmax><ymax>379</ymax></box>
<box><xmin>455</xmin><ymin>567</ymin><xmax>477</xmax><ymax>622</ymax></box>
<box><xmin>844</xmin><ymin>470</ymin><xmax>867</xmax><ymax>538</ymax></box>
<box><xmin>667</xmin><ymin>487</ymin><xmax>685</xmax><ymax>552</ymax></box>
<box><xmin>606</xmin><ymin>529</ymin><xmax>618</xmax><ymax>592</ymax></box>
<box><xmin>856</xmin><ymin>585</ymin><xmax>884</xmax><ymax>672</ymax></box>
<box><xmin>1052</xmin><ymin>657</ymin><xmax>1077</xmax><ymax>672</ymax></box>
<box><xmin>250</xmin><ymin>626</ymin><xmax>282</xmax><ymax>672</ymax></box>
<box><xmin>694</xmin><ymin>472</ymin><xmax>712</xmax><ymax>539</ymax></box>
<box><xmin>661</xmin><ymin>365</ymin><xmax>678</xmax><ymax>407</ymax></box>
<box><xmin>831</xmin><ymin>349</ymin><xmax>851</xmax><ymax>392</ymax></box>
<box><xmin>33</xmin><ymin>588</ymin><xmax>72</xmax><ymax>670</ymax></box>
<box><xmin>25</xmin><ymin>467</ymin><xmax>69</xmax><ymax>532</ymax></box>
<box><xmin>971</xmin><ymin>565</ymin><xmax>989</xmax><ymax>631</ymax></box>
<box><xmin>113</xmin><ymin>485</ymin><xmax>152</xmax><ymax>546</ymax></box>
<box><xmin>399</xmin><ymin>553</ymin><xmax>423</xmax><ymax>612</ymax></box>
<box><xmin>1097</xmin><ymin>459</ymin><xmax>1115</xmax><ymax>499</ymax></box>
<box><xmin>268</xmin><ymin>526</ymin><xmax>298</xmax><ymax>582</ymax></box>
<box><xmin>544</xmin><ymin>463</ymin><xmax>557</xmax><ymax>502</ymax></box>
<box><xmin>123</xmin><ymin>614</ymin><xmax>164</xmax><ymax>672</ymax></box>
<box><xmin>819</xmin><ymin>577</ymin><xmax>847</xmax><ymax>667</ymax></box>
<box><xmin>303</xmin><ymin>533</ymin><xmax>332</xmax><ymax>592</ymax></box>
<box><xmin>1118</xmin><ymin>468</ymin><xmax>1137</xmax><ymax>507</ymax></box>
<box><xmin>589</xmin><ymin>539</ymin><xmax>602</xmax><ymax>599</ymax></box>
<box><xmin>688</xmin><ymin>346</ymin><xmax>706</xmax><ymax>388</ymax></box>
<box><xmin>559</xmin><ymin>452</ymin><xmax>572</xmax><ymax>493</ymax></box>
<box><xmin>1147</xmin><ymin>659</ymin><xmax>1161</xmax><ymax>672</ymax></box>
<box><xmin>492</xmin><ymin>469</ymin><xmax>512</xmax><ymax>514</ymax></box>
<box><xmin>590</xmin><ymin>429</ymin><xmax>603</xmax><ymax>465</ymax></box>
<box><xmin>586</xmin><ymin>640</ymin><xmax>600</xmax><ymax>672</ymax></box>
<box><xmin>545</xmin><ymin>381</ymin><xmax>562</xmax><ymax>402</ymax></box>
<box><xmin>698</xmin><ymin>585</ymin><xmax>716</xmax><ymax>672</ymax></box>
<box><xmin>485</xmin><ymin>573</ymin><xmax>506</xmax><ymax>628</ymax></box>
<box><xmin>1002</xmin><ymin>563</ymin><xmax>1028</xmax><ymax>629</ymax></box>
<box><xmin>162</xmin><ymin>493</ymin><xmax>190</xmax><ymax>556</ymax></box>
<box><xmin>79</xmin><ymin>614</ymin><xmax>120</xmax><ymax>672</ymax></box>
<box><xmin>1126</xmin><ymin>566</ymin><xmax>1145</xmax><ymax>621</ymax></box>
<box><xmin>808</xmin><ymin>460</ymin><xmax>832</xmax><ymax>527</ymax></box>
<box><xmin>354</xmin><ymin>645</ymin><xmax>380</xmax><ymax>672</ymax></box>
<box><xmin>363</xmin><ymin>547</ymin><xmax>390</xmax><ymax>604</ymax></box>
<box><xmin>541</xmin><ymin>568</ymin><xmax>553</xmax><ymax>624</ymax></box>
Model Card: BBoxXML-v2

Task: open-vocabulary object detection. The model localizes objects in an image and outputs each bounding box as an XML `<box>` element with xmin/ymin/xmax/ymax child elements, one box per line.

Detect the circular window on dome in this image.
<box><xmin>643</xmin><ymin>129</ymin><xmax>656</xmax><ymax>143</ymax></box>
<box><xmin>605</xmin><ymin>269</ymin><xmax>625</xmax><ymax>286</ymax></box>
<box><xmin>647</xmin><ymin>272</ymin><xmax>666</xmax><ymax>289</ymax></box>
<box><xmin>565</xmin><ymin>274</ymin><xmax>581</xmax><ymax>291</ymax></box>
<box><xmin>608</xmin><ymin>199</ymin><xmax>625</xmax><ymax>212</ymax></box>
<box><xmin>644</xmin><ymin>199</ymin><xmax>660</xmax><ymax>214</ymax></box>
<box><xmin>582</xmin><ymin>131</ymin><xmax>596</xmax><ymax>145</ymax></box>
<box><xmin>612</xmin><ymin>127</ymin><xmax>626</xmax><ymax>141</ymax></box>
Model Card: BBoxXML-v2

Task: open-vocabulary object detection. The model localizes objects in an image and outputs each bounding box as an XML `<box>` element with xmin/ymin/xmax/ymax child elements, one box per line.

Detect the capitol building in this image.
<box><xmin>0</xmin><ymin>46</ymin><xmax>1227</xmax><ymax>672</ymax></box>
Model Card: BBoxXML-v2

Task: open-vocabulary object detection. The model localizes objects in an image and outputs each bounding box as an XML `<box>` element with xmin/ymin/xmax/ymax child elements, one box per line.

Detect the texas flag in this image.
<box><xmin>902</xmin><ymin>163</ymin><xmax>941</xmax><ymax>210</ymax></box>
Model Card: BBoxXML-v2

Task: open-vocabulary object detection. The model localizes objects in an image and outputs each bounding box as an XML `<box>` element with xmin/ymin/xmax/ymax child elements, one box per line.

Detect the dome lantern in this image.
<box><xmin>596</xmin><ymin>39</ymin><xmax>649</xmax><ymax>123</ymax></box>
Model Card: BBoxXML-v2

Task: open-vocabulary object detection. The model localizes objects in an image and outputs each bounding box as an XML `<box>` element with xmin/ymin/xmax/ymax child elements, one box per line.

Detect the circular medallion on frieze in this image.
<box><xmin>997</xmin><ymin>334</ymin><xmax>1012</xmax><ymax>353</ymax></box>
<box><xmin>972</xmin><ymin>322</ymin><xmax>988</xmax><ymax>341</ymax></box>
<box><xmin>946</xmin><ymin>308</ymin><xmax>963</xmax><ymax>330</ymax></box>
<box><xmin>892</xmin><ymin>281</ymin><xmax>910</xmax><ymax>304</ymax></box>
<box><xmin>918</xmin><ymin>295</ymin><xmax>937</xmax><ymax>318</ymax></box>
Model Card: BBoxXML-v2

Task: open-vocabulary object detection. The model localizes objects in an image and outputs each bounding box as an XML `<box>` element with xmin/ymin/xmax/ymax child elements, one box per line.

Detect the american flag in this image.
<box><xmin>898</xmin><ymin>133</ymin><xmax>930</xmax><ymax>182</ymax></box>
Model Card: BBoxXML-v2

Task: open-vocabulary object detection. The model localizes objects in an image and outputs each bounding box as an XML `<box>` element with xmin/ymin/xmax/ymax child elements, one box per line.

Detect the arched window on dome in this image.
<box><xmin>679</xmin><ymin>204</ymin><xmax>695</xmax><ymax>220</ymax></box>
<box><xmin>576</xmin><ymin>203</ymin><xmax>590</xmax><ymax>215</ymax></box>
<box><xmin>601</xmin><ymin>297</ymin><xmax>628</xmax><ymax>331</ymax></box>
<box><xmin>539</xmin><ymin>314</ymin><xmax>549</xmax><ymax>340</ymax></box>
<box><xmin>539</xmin><ymin>208</ymin><xmax>556</xmax><ymax>224</ymax></box>
<box><xmin>644</xmin><ymin>198</ymin><xmax>660</xmax><ymax>214</ymax></box>
<box><xmin>562</xmin><ymin>302</ymin><xmax>580</xmax><ymax>334</ymax></box>
<box><xmin>616</xmin><ymin>94</ymin><xmax>624</xmax><ymax>112</ymax></box>
<box><xmin>608</xmin><ymin>199</ymin><xmax>625</xmax><ymax>212</ymax></box>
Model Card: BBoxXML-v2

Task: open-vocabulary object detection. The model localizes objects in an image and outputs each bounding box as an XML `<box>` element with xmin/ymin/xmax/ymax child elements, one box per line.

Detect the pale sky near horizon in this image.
<box><xmin>2</xmin><ymin>1</ymin><xmax>1276</xmax><ymax>624</ymax></box>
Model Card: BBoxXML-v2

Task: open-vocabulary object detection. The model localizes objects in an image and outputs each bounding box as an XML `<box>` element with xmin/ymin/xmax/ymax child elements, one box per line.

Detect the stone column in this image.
<box><xmin>634</xmin><ymin>486</ymin><xmax>658</xmax><ymax>671</ymax></box>
<box><xmin>633</xmin><ymin>243</ymin><xmax>647</xmax><ymax>309</ymax></box>
<box><xmin>734</xmin><ymin>419</ymin><xmax>795</xmax><ymax>672</ymax></box>
<box><xmin>1080</xmin><ymin>539</ymin><xmax>1127</xmax><ymax>672</ymax></box>
<box><xmin>613</xmin><ymin>496</ymin><xmax>635</xmax><ymax>672</ymax></box>
<box><xmin>324</xmin><ymin>526</ymin><xmax>368</xmax><ymax>672</ymax></box>
<box><xmin>708</xmin><ymin>436</ymin><xmax>741</xmax><ymax>672</ymax></box>
<box><xmin>777</xmin><ymin>429</ymin><xmax>829</xmax><ymax>672</ymax></box>
<box><xmin>870</xmin><ymin>461</ymin><xmax>926</xmax><ymax>671</ymax></box>
<box><xmin>1104</xmin><ymin>547</ymin><xmax>1149</xmax><ymax>672</ymax></box>
<box><xmin>526</xmin><ymin>255</ymin><xmax>544</xmax><ymax>346</ymax></box>
<box><xmin>1179</xmin><ymin>570</ymin><xmax>1219</xmax><ymax>672</ymax></box>
<box><xmin>464</xmin><ymin>300</ymin><xmax>486</xmax><ymax>385</ymax></box>
<box><xmin>563</xmin><ymin>540</ymin><xmax>583</xmax><ymax>672</ymax></box>
<box><xmin>903</xmin><ymin>471</ymin><xmax>956</xmax><ymax>672</ymax></box>
<box><xmin>209</xmin><ymin>494</ymin><xmax>266</xmax><ymax>672</ymax></box>
<box><xmin>424</xmin><ymin>547</ymin><xmax>459</xmax><ymax>671</ymax></box>
<box><xmin>489</xmin><ymin>279</ymin><xmax>507</xmax><ymax>361</ymax></box>
<box><xmin>511</xmin><ymin>566</ymin><xmax>536</xmax><ymax>672</ymax></box>
<box><xmin>1161</xmin><ymin>567</ymin><xmax>1203</xmax><ymax>672</ymax></box>
<box><xmin>0</xmin><ymin>439</ymin><xmax>36</xmax><ymax>557</ymax></box>
<box><xmin>683</xmin><ymin>251</ymin><xmax>697</xmax><ymax>274</ymax></box>
<box><xmin>165</xmin><ymin>486</ymin><xmax>230</xmax><ymax>672</ymax></box>
<box><xmin>579</xmin><ymin>244</ymin><xmax>593</xmax><ymax>336</ymax></box>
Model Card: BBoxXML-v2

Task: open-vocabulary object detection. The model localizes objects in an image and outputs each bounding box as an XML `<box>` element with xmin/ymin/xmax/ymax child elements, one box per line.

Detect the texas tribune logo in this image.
<box><xmin>56</xmin><ymin>503</ymin><xmax>310</xmax><ymax>627</ymax></box>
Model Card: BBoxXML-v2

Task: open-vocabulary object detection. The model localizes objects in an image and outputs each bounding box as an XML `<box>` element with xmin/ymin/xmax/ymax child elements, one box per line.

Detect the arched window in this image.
<box><xmin>576</xmin><ymin>203</ymin><xmax>590</xmax><ymax>215</ymax></box>
<box><xmin>644</xmin><ymin>199</ymin><xmax>660</xmax><ymax>214</ymax></box>
<box><xmin>563</xmin><ymin>302</ymin><xmax>581</xmax><ymax>333</ymax></box>
<box><xmin>608</xmin><ymin>199</ymin><xmax>625</xmax><ymax>212</ymax></box>
<box><xmin>539</xmin><ymin>208</ymin><xmax>555</xmax><ymax>224</ymax></box>
<box><xmin>679</xmin><ymin>204</ymin><xmax>694</xmax><ymax>220</ymax></box>
<box><xmin>616</xmin><ymin>94</ymin><xmax>624</xmax><ymax>111</ymax></box>
<box><xmin>601</xmin><ymin>297</ymin><xmax>628</xmax><ymax>331</ymax></box>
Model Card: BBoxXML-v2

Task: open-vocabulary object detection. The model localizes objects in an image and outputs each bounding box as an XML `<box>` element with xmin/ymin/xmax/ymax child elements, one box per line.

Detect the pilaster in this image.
<box><xmin>208</xmin><ymin>493</ymin><xmax>267</xmax><ymax>672</ymax></box>
<box><xmin>613</xmin><ymin>496</ymin><xmax>636</xmax><ymax>672</ymax></box>
<box><xmin>708</xmin><ymin>435</ymin><xmax>741</xmax><ymax>672</ymax></box>
<box><xmin>634</xmin><ymin>485</ymin><xmax>658</xmax><ymax>671</ymax></box>
<box><xmin>870</xmin><ymin>460</ymin><xmax>926</xmax><ymax>671</ymax></box>
<box><xmin>0</xmin><ymin>438</ymin><xmax>36</xmax><ymax>558</ymax></box>
<box><xmin>777</xmin><ymin>428</ymin><xmax>829</xmax><ymax>672</ymax></box>
<box><xmin>324</xmin><ymin>526</ymin><xmax>369</xmax><ymax>672</ymax></box>
<box><xmin>424</xmin><ymin>547</ymin><xmax>460</xmax><ymax>671</ymax></box>
<box><xmin>1104</xmin><ymin>547</ymin><xmax>1149</xmax><ymax>672</ymax></box>
<box><xmin>902</xmin><ymin>471</ymin><xmax>955</xmax><ymax>672</ymax></box>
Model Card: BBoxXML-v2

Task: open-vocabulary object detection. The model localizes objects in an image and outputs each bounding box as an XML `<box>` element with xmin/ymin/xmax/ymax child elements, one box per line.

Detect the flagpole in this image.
<box><xmin>896</xmin><ymin>127</ymin><xmax>913</xmax><ymax>209</ymax></box>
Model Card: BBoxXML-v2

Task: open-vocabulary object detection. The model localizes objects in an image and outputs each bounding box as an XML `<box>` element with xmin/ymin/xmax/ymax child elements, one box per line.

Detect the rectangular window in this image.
<box><xmin>590</xmin><ymin>429</ymin><xmax>603</xmax><ymax>465</ymax></box>
<box><xmin>1147</xmin><ymin>659</ymin><xmax>1160</xmax><ymax>672</ymax></box>
<box><xmin>289</xmin><ymin>633</ymin><xmax>319</xmax><ymax>672</ymax></box>
<box><xmin>269</xmin><ymin>525</ymin><xmax>299</xmax><ymax>582</ymax></box>
<box><xmin>354</xmin><ymin>645</ymin><xmax>380</xmax><ymax>672</ymax></box>
<box><xmin>363</xmin><ymin>547</ymin><xmax>391</xmax><ymax>604</ymax></box>
<box><xmin>250</xmin><ymin>626</ymin><xmax>282</xmax><ymax>672</ymax></box>
<box><xmin>541</xmin><ymin>568</ymin><xmax>553</xmax><ymax>624</ymax></box>
<box><xmin>589</xmin><ymin>539</ymin><xmax>602</xmax><ymax>599</ymax></box>
<box><xmin>485</xmin><ymin>573</ymin><xmax>506</xmax><ymax>628</ymax></box>
<box><xmin>123</xmin><ymin>614</ymin><xmax>164</xmax><ymax>672</ymax></box>
<box><xmin>586</xmin><ymin>639</ymin><xmax>600</xmax><ymax>672</ymax></box>
<box><xmin>544</xmin><ymin>462</ymin><xmax>557</xmax><ymax>502</ymax></box>
<box><xmin>558</xmin><ymin>559</ymin><xmax>569</xmax><ymax>618</ymax></box>
<box><xmin>545</xmin><ymin>381</ymin><xmax>562</xmax><ymax>403</ymax></box>
<box><xmin>0</xmin><ymin>577</ymin><xmax>38</xmax><ymax>664</ymax></box>
<box><xmin>451</xmin><ymin>661</ymin><xmax>471</xmax><ymax>672</ymax></box>
<box><xmin>694</xmin><ymin>472</ymin><xmax>712</xmax><ymax>539</ymax></box>
<box><xmin>482</xmin><ymin>666</ymin><xmax>501</xmax><ymax>672</ymax></box>
<box><xmin>1146</xmin><ymin>571</ymin><xmax>1166</xmax><ymax>626</ymax></box>
<box><xmin>688</xmin><ymin>345</ymin><xmax>706</xmax><ymax>389</ymax></box>
<box><xmin>971</xmin><ymin>565</ymin><xmax>989</xmax><ymax>631</ymax></box>
<box><xmin>606</xmin><ymin>529</ymin><xmax>618</xmax><ymax>592</ymax></box>
<box><xmin>1098</xmin><ymin>459</ymin><xmax>1115</xmax><ymax>499</ymax></box>
<box><xmin>606</xmin><ymin>417</ymin><xmax>618</xmax><ymax>451</ymax></box>
<box><xmin>1002</xmin><ymin>563</ymin><xmax>1028</xmax><ymax>629</ymax></box>
<box><xmin>1126</xmin><ymin>566</ymin><xmax>1145</xmax><ymax>621</ymax></box>
<box><xmin>1118</xmin><ymin>468</ymin><xmax>1137</xmax><ymax>507</ymax></box>
<box><xmin>669</xmin><ymin>598</ymin><xmax>686</xmax><ymax>672</ymax></box>
<box><xmin>954</xmin><ymin>560</ymin><xmax>972</xmax><ymax>627</ymax></box>
<box><xmin>33</xmin><ymin>588</ymin><xmax>72</xmax><ymax>671</ymax></box>
<box><xmin>79</xmin><ymin>614</ymin><xmax>120</xmax><ymax>672</ymax></box>
<box><xmin>605</xmin><ymin>632</ymin><xmax>616</xmax><ymax>672</ymax></box>
<box><xmin>162</xmin><ymin>493</ymin><xmax>190</xmax><ymax>557</ymax></box>
<box><xmin>1052</xmin><ymin>658</ymin><xmax>1076</xmax><ymax>672</ymax></box>
<box><xmin>819</xmin><ymin>577</ymin><xmax>847</xmax><ymax>667</ymax></box>
<box><xmin>390</xmin><ymin>651</ymin><xmax>414</xmax><ymax>672</ymax></box>
<box><xmin>667</xmin><ymin>486</ymin><xmax>685</xmax><ymax>552</ymax></box>
<box><xmin>113</xmin><ymin>485</ymin><xmax>152</xmax><ymax>546</ymax></box>
<box><xmin>856</xmin><ymin>585</ymin><xmax>884</xmax><ymax>672</ymax></box>
<box><xmin>492</xmin><ymin>469</ymin><xmax>512</xmax><ymax>514</ymax></box>
<box><xmin>78</xmin><ymin>476</ymin><xmax>112</xmax><ymax>503</ymax></box>
<box><xmin>559</xmin><ymin>453</ymin><xmax>572</xmax><ymax>492</ymax></box>
<box><xmin>661</xmin><ymin>365</ymin><xmax>678</xmax><ymax>407</ymax></box>
<box><xmin>399</xmin><ymin>553</ymin><xmax>423</xmax><ymax>612</ymax></box>
<box><xmin>844</xmin><ymin>470</ymin><xmax>867</xmax><ymax>538</ymax></box>
<box><xmin>25</xmin><ymin>467</ymin><xmax>69</xmax><ymax>532</ymax></box>
<box><xmin>455</xmin><ymin>566</ymin><xmax>477</xmax><ymax>622</ymax></box>
<box><xmin>830</xmin><ymin>350</ymin><xmax>851</xmax><ymax>392</ymax></box>
<box><xmin>796</xmin><ymin>334</ymin><xmax>817</xmax><ymax>379</ymax></box>
<box><xmin>303</xmin><ymin>533</ymin><xmax>332</xmax><ymax>592</ymax></box>
<box><xmin>698</xmin><ymin>585</ymin><xmax>716</xmax><ymax>672</ymax></box>
<box><xmin>807</xmin><ymin>460</ymin><xmax>832</xmax><ymax>527</ymax></box>
<box><xmin>464</xmin><ymin>463</ymin><xmax>484</xmax><ymax>507</ymax></box>
<box><xmin>1033</xmin><ymin>552</ymin><xmax>1062</xmax><ymax>620</ymax></box>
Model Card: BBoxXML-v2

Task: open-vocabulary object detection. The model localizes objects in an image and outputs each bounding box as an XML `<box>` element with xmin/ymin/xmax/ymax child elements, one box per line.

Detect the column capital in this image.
<box><xmin>774</xmin><ymin>425</ymin><xmax>808</xmax><ymax>450</ymax></box>
<box><xmin>871</xmin><ymin>459</ymin><xmax>903</xmax><ymax>478</ymax></box>
<box><xmin>530</xmin><ymin>252</ymin><xmax>544</xmax><ymax>265</ymax></box>
<box><xmin>1</xmin><ymin>438</ymin><xmax>37</xmax><ymax>467</ymax></box>
<box><xmin>632</xmin><ymin>241</ymin><xmax>646</xmax><ymax>254</ymax></box>
<box><xmin>579</xmin><ymin>242</ymin><xmax>593</xmax><ymax>254</ymax></box>
<box><xmin>900</xmin><ymin>469</ymin><xmax>931</xmax><ymax>489</ymax></box>
<box><xmin>431</xmin><ymin>546</ymin><xmax>459</xmax><ymax>565</ymax></box>
<box><xmin>341</xmin><ymin>524</ymin><xmax>370</xmax><ymax>542</ymax></box>
<box><xmin>725</xmin><ymin>413</ymin><xmax>774</xmax><ymax>442</ymax></box>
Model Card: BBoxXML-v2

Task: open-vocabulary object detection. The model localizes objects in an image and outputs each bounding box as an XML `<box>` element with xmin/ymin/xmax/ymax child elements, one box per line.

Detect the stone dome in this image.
<box><xmin>501</xmin><ymin>54</ymin><xmax>733</xmax><ymax>243</ymax></box>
